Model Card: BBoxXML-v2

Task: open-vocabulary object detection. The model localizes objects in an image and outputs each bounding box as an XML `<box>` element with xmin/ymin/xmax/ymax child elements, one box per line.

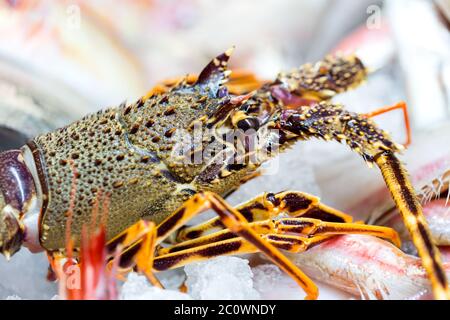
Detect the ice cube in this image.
<box><xmin>157</xmin><ymin>268</ymin><xmax>186</xmax><ymax>290</ymax></box>
<box><xmin>185</xmin><ymin>256</ymin><xmax>260</xmax><ymax>300</ymax></box>
<box><xmin>0</xmin><ymin>250</ymin><xmax>56</xmax><ymax>299</ymax></box>
<box><xmin>252</xmin><ymin>264</ymin><xmax>305</xmax><ymax>300</ymax></box>
<box><xmin>252</xmin><ymin>263</ymin><xmax>354</xmax><ymax>300</ymax></box>
<box><xmin>120</xmin><ymin>272</ymin><xmax>192</xmax><ymax>300</ymax></box>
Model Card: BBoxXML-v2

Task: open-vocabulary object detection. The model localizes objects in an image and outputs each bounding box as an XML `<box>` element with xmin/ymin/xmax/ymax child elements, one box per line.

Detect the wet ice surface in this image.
<box><xmin>0</xmin><ymin>250</ymin><xmax>56</xmax><ymax>300</ymax></box>
<box><xmin>185</xmin><ymin>256</ymin><xmax>260</xmax><ymax>300</ymax></box>
<box><xmin>252</xmin><ymin>263</ymin><xmax>350</xmax><ymax>300</ymax></box>
<box><xmin>120</xmin><ymin>256</ymin><xmax>352</xmax><ymax>300</ymax></box>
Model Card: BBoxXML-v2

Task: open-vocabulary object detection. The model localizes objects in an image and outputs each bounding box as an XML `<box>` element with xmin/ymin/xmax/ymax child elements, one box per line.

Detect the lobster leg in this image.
<box><xmin>112</xmin><ymin>191</ymin><xmax>319</xmax><ymax>299</ymax></box>
<box><xmin>273</xmin><ymin>218</ymin><xmax>400</xmax><ymax>246</ymax></box>
<box><xmin>159</xmin><ymin>216</ymin><xmax>399</xmax><ymax>256</ymax></box>
<box><xmin>263</xmin><ymin>234</ymin><xmax>329</xmax><ymax>253</ymax></box>
<box><xmin>376</xmin><ymin>151</ymin><xmax>450</xmax><ymax>299</ymax></box>
<box><xmin>153</xmin><ymin>221</ymin><xmax>398</xmax><ymax>278</ymax></box>
<box><xmin>154</xmin><ymin>238</ymin><xmax>259</xmax><ymax>270</ymax></box>
<box><xmin>106</xmin><ymin>220</ymin><xmax>163</xmax><ymax>288</ymax></box>
<box><xmin>153</xmin><ymin>235</ymin><xmax>330</xmax><ymax>271</ymax></box>
<box><xmin>175</xmin><ymin>190</ymin><xmax>352</xmax><ymax>242</ymax></box>
<box><xmin>157</xmin><ymin>191</ymin><xmax>318</xmax><ymax>299</ymax></box>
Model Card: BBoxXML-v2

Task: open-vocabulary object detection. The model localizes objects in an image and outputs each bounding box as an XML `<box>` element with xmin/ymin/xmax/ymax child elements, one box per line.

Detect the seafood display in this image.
<box><xmin>0</xmin><ymin>0</ymin><xmax>449</xmax><ymax>301</ymax></box>
<box><xmin>0</xmin><ymin>48</ymin><xmax>447</xmax><ymax>300</ymax></box>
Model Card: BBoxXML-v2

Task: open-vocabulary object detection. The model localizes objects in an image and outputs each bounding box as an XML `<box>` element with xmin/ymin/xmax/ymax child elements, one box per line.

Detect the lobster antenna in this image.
<box><xmin>375</xmin><ymin>151</ymin><xmax>450</xmax><ymax>299</ymax></box>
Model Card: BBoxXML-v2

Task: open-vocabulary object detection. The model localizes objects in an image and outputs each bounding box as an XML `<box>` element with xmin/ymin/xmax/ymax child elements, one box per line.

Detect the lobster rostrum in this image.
<box><xmin>0</xmin><ymin>48</ymin><xmax>447</xmax><ymax>299</ymax></box>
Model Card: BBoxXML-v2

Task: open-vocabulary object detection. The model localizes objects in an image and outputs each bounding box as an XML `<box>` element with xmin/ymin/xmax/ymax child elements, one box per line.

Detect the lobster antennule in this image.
<box><xmin>375</xmin><ymin>151</ymin><xmax>450</xmax><ymax>299</ymax></box>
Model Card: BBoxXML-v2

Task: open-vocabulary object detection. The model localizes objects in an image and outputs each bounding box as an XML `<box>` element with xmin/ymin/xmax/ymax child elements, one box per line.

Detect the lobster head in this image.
<box><xmin>149</xmin><ymin>48</ymin><xmax>284</xmax><ymax>189</ymax></box>
<box><xmin>135</xmin><ymin>49</ymin><xmax>373</xmax><ymax>195</ymax></box>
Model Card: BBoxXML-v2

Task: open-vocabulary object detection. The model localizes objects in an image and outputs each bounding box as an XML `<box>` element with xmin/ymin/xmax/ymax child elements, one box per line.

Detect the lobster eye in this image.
<box><xmin>237</xmin><ymin>117</ymin><xmax>260</xmax><ymax>131</ymax></box>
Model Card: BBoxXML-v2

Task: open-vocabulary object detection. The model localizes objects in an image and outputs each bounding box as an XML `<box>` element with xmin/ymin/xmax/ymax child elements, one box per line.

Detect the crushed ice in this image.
<box><xmin>120</xmin><ymin>273</ymin><xmax>191</xmax><ymax>300</ymax></box>
<box><xmin>185</xmin><ymin>256</ymin><xmax>260</xmax><ymax>300</ymax></box>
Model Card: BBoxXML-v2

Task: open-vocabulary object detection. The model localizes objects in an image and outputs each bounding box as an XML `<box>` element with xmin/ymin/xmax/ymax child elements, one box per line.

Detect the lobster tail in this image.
<box><xmin>375</xmin><ymin>151</ymin><xmax>450</xmax><ymax>299</ymax></box>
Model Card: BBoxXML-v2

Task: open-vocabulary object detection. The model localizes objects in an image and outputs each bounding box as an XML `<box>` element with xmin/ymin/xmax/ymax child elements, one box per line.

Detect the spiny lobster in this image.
<box><xmin>0</xmin><ymin>48</ymin><xmax>447</xmax><ymax>299</ymax></box>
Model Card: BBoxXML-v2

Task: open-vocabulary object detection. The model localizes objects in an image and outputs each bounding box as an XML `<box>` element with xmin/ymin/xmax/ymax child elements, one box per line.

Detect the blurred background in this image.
<box><xmin>0</xmin><ymin>0</ymin><xmax>449</xmax><ymax>138</ymax></box>
<box><xmin>0</xmin><ymin>0</ymin><xmax>449</xmax><ymax>299</ymax></box>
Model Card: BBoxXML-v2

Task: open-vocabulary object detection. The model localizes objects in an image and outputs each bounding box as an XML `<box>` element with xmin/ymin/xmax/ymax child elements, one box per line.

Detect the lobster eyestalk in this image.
<box><xmin>375</xmin><ymin>151</ymin><xmax>450</xmax><ymax>299</ymax></box>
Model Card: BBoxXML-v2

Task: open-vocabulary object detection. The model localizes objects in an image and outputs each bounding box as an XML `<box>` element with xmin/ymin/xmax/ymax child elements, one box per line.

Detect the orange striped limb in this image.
<box><xmin>279</xmin><ymin>101</ymin><xmax>448</xmax><ymax>298</ymax></box>
<box><xmin>153</xmin><ymin>234</ymin><xmax>327</xmax><ymax>271</ymax></box>
<box><xmin>153</xmin><ymin>234</ymin><xmax>324</xmax><ymax>271</ymax></box>
<box><xmin>104</xmin><ymin>191</ymin><xmax>318</xmax><ymax>298</ymax></box>
<box><xmin>106</xmin><ymin>220</ymin><xmax>163</xmax><ymax>288</ymax></box>
<box><xmin>363</xmin><ymin>101</ymin><xmax>411</xmax><ymax>147</ymax></box>
<box><xmin>273</xmin><ymin>218</ymin><xmax>400</xmax><ymax>247</ymax></box>
<box><xmin>175</xmin><ymin>191</ymin><xmax>353</xmax><ymax>243</ymax></box>
<box><xmin>154</xmin><ymin>238</ymin><xmax>258</xmax><ymax>269</ymax></box>
<box><xmin>152</xmin><ymin>191</ymin><xmax>318</xmax><ymax>299</ymax></box>
<box><xmin>263</xmin><ymin>234</ymin><xmax>330</xmax><ymax>253</ymax></box>
<box><xmin>375</xmin><ymin>151</ymin><xmax>450</xmax><ymax>299</ymax></box>
<box><xmin>159</xmin><ymin>216</ymin><xmax>400</xmax><ymax>256</ymax></box>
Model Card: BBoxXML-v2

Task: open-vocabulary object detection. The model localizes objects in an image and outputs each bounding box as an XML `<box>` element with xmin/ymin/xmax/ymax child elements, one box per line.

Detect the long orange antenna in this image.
<box><xmin>363</xmin><ymin>101</ymin><xmax>411</xmax><ymax>147</ymax></box>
